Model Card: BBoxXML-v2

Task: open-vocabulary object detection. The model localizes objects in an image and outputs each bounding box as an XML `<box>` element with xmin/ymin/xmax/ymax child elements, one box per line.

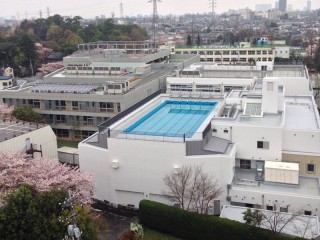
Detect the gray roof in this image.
<box><xmin>204</xmin><ymin>136</ymin><xmax>230</xmax><ymax>154</ymax></box>
<box><xmin>0</xmin><ymin>76</ymin><xmax>12</xmax><ymax>81</ymax></box>
<box><xmin>0</xmin><ymin>120</ymin><xmax>46</xmax><ymax>143</ymax></box>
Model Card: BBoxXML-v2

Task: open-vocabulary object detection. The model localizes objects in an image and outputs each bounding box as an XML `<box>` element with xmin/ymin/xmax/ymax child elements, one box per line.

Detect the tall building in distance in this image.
<box><xmin>255</xmin><ymin>4</ymin><xmax>272</xmax><ymax>12</ymax></box>
<box><xmin>307</xmin><ymin>0</ymin><xmax>311</xmax><ymax>11</ymax></box>
<box><xmin>279</xmin><ymin>0</ymin><xmax>287</xmax><ymax>11</ymax></box>
<box><xmin>287</xmin><ymin>4</ymin><xmax>293</xmax><ymax>11</ymax></box>
<box><xmin>275</xmin><ymin>1</ymin><xmax>279</xmax><ymax>9</ymax></box>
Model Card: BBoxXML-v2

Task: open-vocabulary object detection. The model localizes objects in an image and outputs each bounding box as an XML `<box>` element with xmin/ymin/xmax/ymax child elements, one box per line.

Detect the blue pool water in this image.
<box><xmin>123</xmin><ymin>100</ymin><xmax>217</xmax><ymax>138</ymax></box>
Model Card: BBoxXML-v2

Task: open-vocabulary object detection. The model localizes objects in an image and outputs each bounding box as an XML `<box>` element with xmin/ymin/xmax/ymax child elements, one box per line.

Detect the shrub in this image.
<box><xmin>12</xmin><ymin>106</ymin><xmax>43</xmax><ymax>123</ymax></box>
<box><xmin>139</xmin><ymin>200</ymin><xmax>297</xmax><ymax>240</ymax></box>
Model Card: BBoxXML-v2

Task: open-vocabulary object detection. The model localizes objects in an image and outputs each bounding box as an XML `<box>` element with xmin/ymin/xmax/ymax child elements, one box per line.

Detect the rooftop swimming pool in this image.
<box><xmin>123</xmin><ymin>100</ymin><xmax>217</xmax><ymax>138</ymax></box>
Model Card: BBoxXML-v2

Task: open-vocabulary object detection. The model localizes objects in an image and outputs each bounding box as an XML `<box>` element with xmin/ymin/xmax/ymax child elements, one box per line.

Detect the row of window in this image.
<box><xmin>177</xmin><ymin>50</ymin><xmax>273</xmax><ymax>55</ymax></box>
<box><xmin>3</xmin><ymin>99</ymin><xmax>121</xmax><ymax>113</ymax></box>
<box><xmin>240</xmin><ymin>159</ymin><xmax>316</xmax><ymax>174</ymax></box>
<box><xmin>265</xmin><ymin>205</ymin><xmax>311</xmax><ymax>216</ymax></box>
<box><xmin>201</xmin><ymin>57</ymin><xmax>273</xmax><ymax>62</ymax></box>
<box><xmin>54</xmin><ymin>129</ymin><xmax>96</xmax><ymax>138</ymax></box>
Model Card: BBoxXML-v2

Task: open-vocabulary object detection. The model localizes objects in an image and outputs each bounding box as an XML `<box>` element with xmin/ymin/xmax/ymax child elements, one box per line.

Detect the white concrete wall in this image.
<box><xmin>230</xmin><ymin>187</ymin><xmax>320</xmax><ymax>217</ymax></box>
<box><xmin>262</xmin><ymin>79</ymin><xmax>279</xmax><ymax>114</ymax></box>
<box><xmin>275</xmin><ymin>47</ymin><xmax>290</xmax><ymax>59</ymax></box>
<box><xmin>0</xmin><ymin>126</ymin><xmax>58</xmax><ymax>159</ymax></box>
<box><xmin>283</xmin><ymin>129</ymin><xmax>320</xmax><ymax>154</ymax></box>
<box><xmin>277</xmin><ymin>77</ymin><xmax>312</xmax><ymax>96</ymax></box>
<box><xmin>232</xmin><ymin>125</ymin><xmax>282</xmax><ymax>161</ymax></box>
<box><xmin>79</xmin><ymin>137</ymin><xmax>236</xmax><ymax>208</ymax></box>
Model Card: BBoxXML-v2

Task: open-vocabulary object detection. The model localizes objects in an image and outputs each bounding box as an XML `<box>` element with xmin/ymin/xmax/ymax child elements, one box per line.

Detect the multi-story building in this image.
<box><xmin>279</xmin><ymin>0</ymin><xmax>287</xmax><ymax>12</ymax></box>
<box><xmin>78</xmin><ymin>61</ymin><xmax>320</xmax><ymax>226</ymax></box>
<box><xmin>170</xmin><ymin>46</ymin><xmax>276</xmax><ymax>65</ymax></box>
<box><xmin>0</xmin><ymin>42</ymin><xmax>199</xmax><ymax>139</ymax></box>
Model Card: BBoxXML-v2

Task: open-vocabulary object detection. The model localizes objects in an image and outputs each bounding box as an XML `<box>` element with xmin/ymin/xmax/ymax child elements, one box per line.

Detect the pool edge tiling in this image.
<box><xmin>122</xmin><ymin>100</ymin><xmax>217</xmax><ymax>138</ymax></box>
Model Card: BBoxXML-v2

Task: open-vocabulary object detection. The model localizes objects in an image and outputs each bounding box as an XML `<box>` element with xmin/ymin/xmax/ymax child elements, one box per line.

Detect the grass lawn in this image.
<box><xmin>143</xmin><ymin>227</ymin><xmax>183</xmax><ymax>240</ymax></box>
<box><xmin>57</xmin><ymin>139</ymin><xmax>81</xmax><ymax>148</ymax></box>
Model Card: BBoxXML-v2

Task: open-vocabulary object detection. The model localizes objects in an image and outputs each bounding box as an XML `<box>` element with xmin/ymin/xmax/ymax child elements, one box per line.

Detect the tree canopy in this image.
<box><xmin>0</xmin><ymin>14</ymin><xmax>148</xmax><ymax>77</ymax></box>
<box><xmin>0</xmin><ymin>152</ymin><xmax>93</xmax><ymax>205</ymax></box>
<box><xmin>0</xmin><ymin>185</ymin><xmax>98</xmax><ymax>240</ymax></box>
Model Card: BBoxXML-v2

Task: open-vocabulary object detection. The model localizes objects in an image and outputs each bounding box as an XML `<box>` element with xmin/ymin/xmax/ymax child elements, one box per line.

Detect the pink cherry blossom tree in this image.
<box><xmin>0</xmin><ymin>104</ymin><xmax>14</xmax><ymax>120</ymax></box>
<box><xmin>37</xmin><ymin>61</ymin><xmax>63</xmax><ymax>77</ymax></box>
<box><xmin>0</xmin><ymin>152</ymin><xmax>93</xmax><ymax>206</ymax></box>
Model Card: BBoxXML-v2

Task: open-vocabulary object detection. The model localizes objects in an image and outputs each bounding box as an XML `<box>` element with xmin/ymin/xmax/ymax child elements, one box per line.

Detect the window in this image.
<box><xmin>3</xmin><ymin>82</ymin><xmax>7</xmax><ymax>86</ymax></box>
<box><xmin>55</xmin><ymin>100</ymin><xmax>66</xmax><ymax>110</ymax></box>
<box><xmin>280</xmin><ymin>207</ymin><xmax>288</xmax><ymax>212</ymax></box>
<box><xmin>223</xmin><ymin>129</ymin><xmax>228</xmax><ymax>133</ymax></box>
<box><xmin>268</xmin><ymin>58</ymin><xmax>272</xmax><ymax>61</ymax></box>
<box><xmin>244</xmin><ymin>103</ymin><xmax>262</xmax><ymax>116</ymax></box>
<box><xmin>262</xmin><ymin>51</ymin><xmax>267</xmax><ymax>54</ymax></box>
<box><xmin>28</xmin><ymin>99</ymin><xmax>40</xmax><ymax>108</ymax></box>
<box><xmin>240</xmin><ymin>160</ymin><xmax>251</xmax><ymax>169</ymax></box>
<box><xmin>268</xmin><ymin>50</ymin><xmax>273</xmax><ymax>54</ymax></box>
<box><xmin>72</xmin><ymin>101</ymin><xmax>79</xmax><ymax>110</ymax></box>
<box><xmin>239</xmin><ymin>58</ymin><xmax>247</xmax><ymax>62</ymax></box>
<box><xmin>83</xmin><ymin>116</ymin><xmax>94</xmax><ymax>126</ymax></box>
<box><xmin>248</xmin><ymin>51</ymin><xmax>255</xmax><ymax>55</ymax></box>
<box><xmin>223</xmin><ymin>51</ymin><xmax>230</xmax><ymax>55</ymax></box>
<box><xmin>257</xmin><ymin>141</ymin><xmax>269</xmax><ymax>150</ymax></box>
<box><xmin>267</xmin><ymin>82</ymin><xmax>274</xmax><ymax>91</ymax></box>
<box><xmin>266</xmin><ymin>205</ymin><xmax>273</xmax><ymax>211</ymax></box>
<box><xmin>215</xmin><ymin>51</ymin><xmax>222</xmax><ymax>55</ymax></box>
<box><xmin>256</xmin><ymin>51</ymin><xmax>261</xmax><ymax>54</ymax></box>
<box><xmin>100</xmin><ymin>102</ymin><xmax>114</xmax><ymax>112</ymax></box>
<box><xmin>207</xmin><ymin>51</ymin><xmax>213</xmax><ymax>55</ymax></box>
<box><xmin>307</xmin><ymin>164</ymin><xmax>315</xmax><ymax>173</ymax></box>
<box><xmin>231</xmin><ymin>51</ymin><xmax>238</xmax><ymax>55</ymax></box>
<box><xmin>212</xmin><ymin>128</ymin><xmax>217</xmax><ymax>133</ymax></box>
<box><xmin>304</xmin><ymin>210</ymin><xmax>312</xmax><ymax>216</ymax></box>
<box><xmin>239</xmin><ymin>51</ymin><xmax>247</xmax><ymax>55</ymax></box>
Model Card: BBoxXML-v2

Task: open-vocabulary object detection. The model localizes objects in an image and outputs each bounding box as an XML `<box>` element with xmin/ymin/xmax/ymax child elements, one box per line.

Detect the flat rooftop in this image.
<box><xmin>233</xmin><ymin>170</ymin><xmax>320</xmax><ymax>197</ymax></box>
<box><xmin>284</xmin><ymin>96</ymin><xmax>320</xmax><ymax>130</ymax></box>
<box><xmin>0</xmin><ymin>120</ymin><xmax>46</xmax><ymax>143</ymax></box>
<box><xmin>213</xmin><ymin>111</ymin><xmax>283</xmax><ymax>128</ymax></box>
<box><xmin>109</xmin><ymin>95</ymin><xmax>222</xmax><ymax>141</ymax></box>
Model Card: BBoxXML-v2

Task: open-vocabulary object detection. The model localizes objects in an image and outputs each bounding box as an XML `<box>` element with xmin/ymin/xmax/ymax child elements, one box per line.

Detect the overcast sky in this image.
<box><xmin>2</xmin><ymin>0</ymin><xmax>319</xmax><ymax>19</ymax></box>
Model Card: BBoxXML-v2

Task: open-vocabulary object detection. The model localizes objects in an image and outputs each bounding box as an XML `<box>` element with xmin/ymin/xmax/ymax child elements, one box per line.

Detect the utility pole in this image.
<box><xmin>29</xmin><ymin>59</ymin><xmax>34</xmax><ymax>76</ymax></box>
<box><xmin>148</xmin><ymin>0</ymin><xmax>161</xmax><ymax>51</ymax></box>
<box><xmin>39</xmin><ymin>10</ymin><xmax>42</xmax><ymax>19</ymax></box>
<box><xmin>209</xmin><ymin>0</ymin><xmax>217</xmax><ymax>43</ymax></box>
<box><xmin>47</xmin><ymin>7</ymin><xmax>50</xmax><ymax>18</ymax></box>
<box><xmin>120</xmin><ymin>2</ymin><xmax>124</xmax><ymax>19</ymax></box>
<box><xmin>60</xmin><ymin>191</ymin><xmax>82</xmax><ymax>240</ymax></box>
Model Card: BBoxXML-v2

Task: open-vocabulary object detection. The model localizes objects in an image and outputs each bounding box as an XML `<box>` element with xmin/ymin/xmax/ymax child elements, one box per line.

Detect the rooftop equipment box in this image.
<box><xmin>264</xmin><ymin>161</ymin><xmax>299</xmax><ymax>185</ymax></box>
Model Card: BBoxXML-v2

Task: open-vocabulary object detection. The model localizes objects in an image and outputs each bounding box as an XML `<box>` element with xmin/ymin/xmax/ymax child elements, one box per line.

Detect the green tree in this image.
<box><xmin>314</xmin><ymin>41</ymin><xmax>320</xmax><ymax>72</ymax></box>
<box><xmin>243</xmin><ymin>208</ymin><xmax>263</xmax><ymax>227</ymax></box>
<box><xmin>186</xmin><ymin>34</ymin><xmax>192</xmax><ymax>46</ymax></box>
<box><xmin>12</xmin><ymin>106</ymin><xmax>43</xmax><ymax>123</ymax></box>
<box><xmin>58</xmin><ymin>30</ymin><xmax>84</xmax><ymax>54</ymax></box>
<box><xmin>46</xmin><ymin>24</ymin><xmax>64</xmax><ymax>41</ymax></box>
<box><xmin>196</xmin><ymin>33</ymin><xmax>201</xmax><ymax>46</ymax></box>
<box><xmin>0</xmin><ymin>185</ymin><xmax>98</xmax><ymax>240</ymax></box>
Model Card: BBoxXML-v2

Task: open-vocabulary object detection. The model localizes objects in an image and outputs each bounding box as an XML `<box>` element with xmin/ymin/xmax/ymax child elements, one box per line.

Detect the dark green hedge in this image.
<box><xmin>139</xmin><ymin>200</ymin><xmax>296</xmax><ymax>240</ymax></box>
